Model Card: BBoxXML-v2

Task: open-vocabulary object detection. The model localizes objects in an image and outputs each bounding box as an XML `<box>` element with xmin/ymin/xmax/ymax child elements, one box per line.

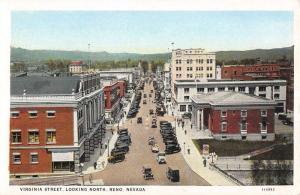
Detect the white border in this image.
<box><xmin>1</xmin><ymin>0</ymin><xmax>299</xmax><ymax>195</ymax></box>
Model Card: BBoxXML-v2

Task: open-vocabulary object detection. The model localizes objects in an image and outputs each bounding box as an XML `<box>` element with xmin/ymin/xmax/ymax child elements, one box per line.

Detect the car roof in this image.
<box><xmin>168</xmin><ymin>166</ymin><xmax>179</xmax><ymax>170</ymax></box>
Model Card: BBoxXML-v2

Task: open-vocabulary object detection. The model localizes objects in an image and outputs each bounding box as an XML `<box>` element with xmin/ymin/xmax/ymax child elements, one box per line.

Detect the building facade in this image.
<box><xmin>103</xmin><ymin>79</ymin><xmax>126</xmax><ymax>124</ymax></box>
<box><xmin>69</xmin><ymin>61</ymin><xmax>87</xmax><ymax>74</ymax></box>
<box><xmin>10</xmin><ymin>74</ymin><xmax>105</xmax><ymax>176</ymax></box>
<box><xmin>191</xmin><ymin>92</ymin><xmax>277</xmax><ymax>141</ymax></box>
<box><xmin>221</xmin><ymin>64</ymin><xmax>281</xmax><ymax>80</ymax></box>
<box><xmin>171</xmin><ymin>48</ymin><xmax>216</xmax><ymax>82</ymax></box>
<box><xmin>172</xmin><ymin>79</ymin><xmax>286</xmax><ymax>115</ymax></box>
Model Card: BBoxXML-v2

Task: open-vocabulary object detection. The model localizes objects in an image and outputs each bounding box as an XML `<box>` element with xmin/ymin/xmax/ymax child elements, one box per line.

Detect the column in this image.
<box><xmin>197</xmin><ymin>109</ymin><xmax>200</xmax><ymax>131</ymax></box>
<box><xmin>201</xmin><ymin>109</ymin><xmax>204</xmax><ymax>130</ymax></box>
<box><xmin>74</xmin><ymin>150</ymin><xmax>80</xmax><ymax>174</ymax></box>
<box><xmin>245</xmin><ymin>86</ymin><xmax>249</xmax><ymax>94</ymax></box>
<box><xmin>73</xmin><ymin>108</ymin><xmax>78</xmax><ymax>146</ymax></box>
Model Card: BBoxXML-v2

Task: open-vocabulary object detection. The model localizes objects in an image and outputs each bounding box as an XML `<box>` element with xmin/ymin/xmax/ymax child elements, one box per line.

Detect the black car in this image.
<box><xmin>182</xmin><ymin>112</ymin><xmax>192</xmax><ymax>119</ymax></box>
<box><xmin>164</xmin><ymin>139</ymin><xmax>178</xmax><ymax>145</ymax></box>
<box><xmin>137</xmin><ymin>117</ymin><xmax>143</xmax><ymax>124</ymax></box>
<box><xmin>118</xmin><ymin>128</ymin><xmax>128</xmax><ymax>135</ymax></box>
<box><xmin>165</xmin><ymin>144</ymin><xmax>181</xmax><ymax>154</ymax></box>
<box><xmin>115</xmin><ymin>144</ymin><xmax>129</xmax><ymax>153</ymax></box>
<box><xmin>166</xmin><ymin>166</ymin><xmax>180</xmax><ymax>182</ymax></box>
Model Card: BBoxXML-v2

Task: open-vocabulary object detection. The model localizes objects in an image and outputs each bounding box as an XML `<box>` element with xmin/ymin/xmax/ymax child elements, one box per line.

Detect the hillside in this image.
<box><xmin>11</xmin><ymin>46</ymin><xmax>293</xmax><ymax>64</ymax></box>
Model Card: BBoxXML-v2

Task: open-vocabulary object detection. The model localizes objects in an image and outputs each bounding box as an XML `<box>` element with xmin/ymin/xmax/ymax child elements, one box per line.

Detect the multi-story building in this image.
<box><xmin>69</xmin><ymin>61</ymin><xmax>87</xmax><ymax>74</ymax></box>
<box><xmin>221</xmin><ymin>64</ymin><xmax>281</xmax><ymax>81</ymax></box>
<box><xmin>172</xmin><ymin>79</ymin><xmax>286</xmax><ymax>115</ymax></box>
<box><xmin>98</xmin><ymin>67</ymin><xmax>141</xmax><ymax>89</ymax></box>
<box><xmin>171</xmin><ymin>48</ymin><xmax>216</xmax><ymax>99</ymax></box>
<box><xmin>10</xmin><ymin>74</ymin><xmax>105</xmax><ymax>176</ymax></box>
<box><xmin>102</xmin><ymin>78</ymin><xmax>126</xmax><ymax>124</ymax></box>
<box><xmin>191</xmin><ymin>92</ymin><xmax>276</xmax><ymax>141</ymax></box>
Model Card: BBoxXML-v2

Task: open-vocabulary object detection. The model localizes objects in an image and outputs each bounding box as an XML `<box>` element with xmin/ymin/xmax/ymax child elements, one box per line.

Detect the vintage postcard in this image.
<box><xmin>0</xmin><ymin>0</ymin><xmax>299</xmax><ymax>195</ymax></box>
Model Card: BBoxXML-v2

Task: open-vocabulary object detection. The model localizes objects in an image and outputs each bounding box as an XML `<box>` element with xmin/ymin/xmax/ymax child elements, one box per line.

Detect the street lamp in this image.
<box><xmin>107</xmin><ymin>138</ymin><xmax>110</xmax><ymax>158</ymax></box>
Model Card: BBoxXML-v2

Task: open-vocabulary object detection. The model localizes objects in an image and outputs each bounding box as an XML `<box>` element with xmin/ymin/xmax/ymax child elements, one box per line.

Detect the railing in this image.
<box><xmin>215</xmin><ymin>161</ymin><xmax>293</xmax><ymax>171</ymax></box>
<box><xmin>210</xmin><ymin>164</ymin><xmax>245</xmax><ymax>186</ymax></box>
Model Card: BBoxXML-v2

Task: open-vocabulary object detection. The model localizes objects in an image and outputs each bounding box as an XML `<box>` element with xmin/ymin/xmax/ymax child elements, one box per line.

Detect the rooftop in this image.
<box><xmin>191</xmin><ymin>92</ymin><xmax>277</xmax><ymax>106</ymax></box>
<box><xmin>174</xmin><ymin>79</ymin><xmax>286</xmax><ymax>85</ymax></box>
<box><xmin>11</xmin><ymin>76</ymin><xmax>81</xmax><ymax>96</ymax></box>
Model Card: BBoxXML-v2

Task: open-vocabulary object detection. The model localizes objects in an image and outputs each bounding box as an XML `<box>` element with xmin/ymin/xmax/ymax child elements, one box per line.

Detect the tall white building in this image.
<box><xmin>171</xmin><ymin>48</ymin><xmax>216</xmax><ymax>98</ymax></box>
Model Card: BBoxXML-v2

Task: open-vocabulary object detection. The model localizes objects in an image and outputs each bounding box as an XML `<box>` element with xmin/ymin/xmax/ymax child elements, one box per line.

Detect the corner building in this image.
<box><xmin>10</xmin><ymin>74</ymin><xmax>105</xmax><ymax>176</ymax></box>
<box><xmin>191</xmin><ymin>92</ymin><xmax>277</xmax><ymax>141</ymax></box>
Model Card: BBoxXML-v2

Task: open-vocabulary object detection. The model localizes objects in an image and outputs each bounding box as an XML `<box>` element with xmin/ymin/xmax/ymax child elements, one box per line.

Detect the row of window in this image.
<box><xmin>11</xmin><ymin>110</ymin><xmax>56</xmax><ymax>119</ymax></box>
<box><xmin>11</xmin><ymin>130</ymin><xmax>56</xmax><ymax>144</ymax></box>
<box><xmin>176</xmin><ymin>73</ymin><xmax>214</xmax><ymax>79</ymax></box>
<box><xmin>175</xmin><ymin>59</ymin><xmax>214</xmax><ymax>64</ymax></box>
<box><xmin>220</xmin><ymin>110</ymin><xmax>267</xmax><ymax>118</ymax></box>
<box><xmin>220</xmin><ymin>121</ymin><xmax>267</xmax><ymax>132</ymax></box>
<box><xmin>12</xmin><ymin>152</ymin><xmax>39</xmax><ymax>165</ymax></box>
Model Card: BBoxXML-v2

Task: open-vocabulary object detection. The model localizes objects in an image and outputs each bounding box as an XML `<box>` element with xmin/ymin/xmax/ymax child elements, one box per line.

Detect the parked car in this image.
<box><xmin>115</xmin><ymin>143</ymin><xmax>129</xmax><ymax>153</ymax></box>
<box><xmin>165</xmin><ymin>144</ymin><xmax>181</xmax><ymax>154</ymax></box>
<box><xmin>156</xmin><ymin>152</ymin><xmax>166</xmax><ymax>164</ymax></box>
<box><xmin>182</xmin><ymin>112</ymin><xmax>192</xmax><ymax>119</ymax></box>
<box><xmin>108</xmin><ymin>151</ymin><xmax>126</xmax><ymax>163</ymax></box>
<box><xmin>144</xmin><ymin>94</ymin><xmax>147</xmax><ymax>98</ymax></box>
<box><xmin>151</xmin><ymin>144</ymin><xmax>159</xmax><ymax>153</ymax></box>
<box><xmin>166</xmin><ymin>166</ymin><xmax>180</xmax><ymax>182</ymax></box>
<box><xmin>143</xmin><ymin>100</ymin><xmax>147</xmax><ymax>104</ymax></box>
<box><xmin>142</xmin><ymin>165</ymin><xmax>154</xmax><ymax>180</ymax></box>
<box><xmin>137</xmin><ymin>117</ymin><xmax>143</xmax><ymax>124</ymax></box>
<box><xmin>278</xmin><ymin>113</ymin><xmax>287</xmax><ymax>120</ymax></box>
<box><xmin>118</xmin><ymin>128</ymin><xmax>128</xmax><ymax>135</ymax></box>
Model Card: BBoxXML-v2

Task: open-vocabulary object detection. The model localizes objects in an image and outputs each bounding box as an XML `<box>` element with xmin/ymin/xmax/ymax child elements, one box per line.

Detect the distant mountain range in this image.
<box><xmin>11</xmin><ymin>46</ymin><xmax>293</xmax><ymax>64</ymax></box>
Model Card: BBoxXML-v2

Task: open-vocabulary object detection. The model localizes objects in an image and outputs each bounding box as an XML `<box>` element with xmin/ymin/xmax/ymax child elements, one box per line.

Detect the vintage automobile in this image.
<box><xmin>182</xmin><ymin>112</ymin><xmax>192</xmax><ymax>119</ymax></box>
<box><xmin>137</xmin><ymin>117</ymin><xmax>143</xmax><ymax>124</ymax></box>
<box><xmin>118</xmin><ymin>128</ymin><xmax>128</xmax><ymax>135</ymax></box>
<box><xmin>156</xmin><ymin>152</ymin><xmax>166</xmax><ymax>164</ymax></box>
<box><xmin>151</xmin><ymin>144</ymin><xmax>159</xmax><ymax>153</ymax></box>
<box><xmin>165</xmin><ymin>143</ymin><xmax>181</xmax><ymax>154</ymax></box>
<box><xmin>166</xmin><ymin>166</ymin><xmax>180</xmax><ymax>182</ymax></box>
<box><xmin>143</xmin><ymin>94</ymin><xmax>147</xmax><ymax>98</ymax></box>
<box><xmin>149</xmin><ymin>109</ymin><xmax>154</xmax><ymax>115</ymax></box>
<box><xmin>142</xmin><ymin>165</ymin><xmax>154</xmax><ymax>180</ymax></box>
<box><xmin>151</xmin><ymin>121</ymin><xmax>157</xmax><ymax>128</ymax></box>
<box><xmin>108</xmin><ymin>151</ymin><xmax>126</xmax><ymax>163</ymax></box>
<box><xmin>143</xmin><ymin>99</ymin><xmax>147</xmax><ymax>104</ymax></box>
<box><xmin>148</xmin><ymin>137</ymin><xmax>155</xmax><ymax>146</ymax></box>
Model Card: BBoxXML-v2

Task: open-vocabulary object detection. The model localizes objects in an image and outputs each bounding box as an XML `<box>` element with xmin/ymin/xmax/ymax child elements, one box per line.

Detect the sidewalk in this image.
<box><xmin>174</xmin><ymin>118</ymin><xmax>238</xmax><ymax>186</ymax></box>
<box><xmin>82</xmin><ymin>91</ymin><xmax>135</xmax><ymax>174</ymax></box>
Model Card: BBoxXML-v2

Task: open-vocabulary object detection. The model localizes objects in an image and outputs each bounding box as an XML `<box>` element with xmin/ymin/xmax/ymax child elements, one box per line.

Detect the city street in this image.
<box><xmin>86</xmin><ymin>80</ymin><xmax>210</xmax><ymax>185</ymax></box>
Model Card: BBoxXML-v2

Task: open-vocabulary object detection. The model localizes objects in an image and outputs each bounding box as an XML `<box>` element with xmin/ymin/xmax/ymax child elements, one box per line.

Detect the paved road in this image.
<box><xmin>87</xmin><ymin>80</ymin><xmax>210</xmax><ymax>185</ymax></box>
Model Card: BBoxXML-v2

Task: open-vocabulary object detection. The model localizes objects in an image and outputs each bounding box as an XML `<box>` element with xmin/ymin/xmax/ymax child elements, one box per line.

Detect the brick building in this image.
<box><xmin>102</xmin><ymin>78</ymin><xmax>126</xmax><ymax>123</ymax></box>
<box><xmin>10</xmin><ymin>74</ymin><xmax>105</xmax><ymax>176</ymax></box>
<box><xmin>191</xmin><ymin>92</ymin><xmax>277</xmax><ymax>141</ymax></box>
<box><xmin>221</xmin><ymin>64</ymin><xmax>281</xmax><ymax>81</ymax></box>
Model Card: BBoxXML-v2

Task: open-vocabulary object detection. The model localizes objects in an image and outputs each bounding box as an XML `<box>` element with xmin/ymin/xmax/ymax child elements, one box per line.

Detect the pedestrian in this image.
<box><xmin>185</xmin><ymin>130</ymin><xmax>187</xmax><ymax>135</ymax></box>
<box><xmin>191</xmin><ymin>124</ymin><xmax>192</xmax><ymax>129</ymax></box>
<box><xmin>93</xmin><ymin>162</ymin><xmax>97</xmax><ymax>170</ymax></box>
<box><xmin>187</xmin><ymin>148</ymin><xmax>190</xmax><ymax>154</ymax></box>
<box><xmin>182</xmin><ymin>121</ymin><xmax>185</xmax><ymax>127</ymax></box>
<box><xmin>203</xmin><ymin>158</ymin><xmax>207</xmax><ymax>167</ymax></box>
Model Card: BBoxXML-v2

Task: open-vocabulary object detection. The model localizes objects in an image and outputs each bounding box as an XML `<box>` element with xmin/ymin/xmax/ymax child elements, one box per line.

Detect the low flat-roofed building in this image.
<box><xmin>191</xmin><ymin>92</ymin><xmax>277</xmax><ymax>141</ymax></box>
<box><xmin>172</xmin><ymin>79</ymin><xmax>286</xmax><ymax>116</ymax></box>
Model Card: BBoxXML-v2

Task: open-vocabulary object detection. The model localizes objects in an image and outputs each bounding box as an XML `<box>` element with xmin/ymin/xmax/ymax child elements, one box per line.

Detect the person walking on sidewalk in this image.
<box><xmin>94</xmin><ymin>162</ymin><xmax>97</xmax><ymax>170</ymax></box>
<box><xmin>203</xmin><ymin>158</ymin><xmax>207</xmax><ymax>167</ymax></box>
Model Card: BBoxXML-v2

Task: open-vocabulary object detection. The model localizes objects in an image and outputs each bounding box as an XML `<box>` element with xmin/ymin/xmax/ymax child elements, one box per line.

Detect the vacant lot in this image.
<box><xmin>193</xmin><ymin>139</ymin><xmax>277</xmax><ymax>156</ymax></box>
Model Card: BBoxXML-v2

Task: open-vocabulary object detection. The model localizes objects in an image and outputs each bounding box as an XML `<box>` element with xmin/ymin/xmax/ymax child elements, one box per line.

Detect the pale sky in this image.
<box><xmin>11</xmin><ymin>11</ymin><xmax>293</xmax><ymax>54</ymax></box>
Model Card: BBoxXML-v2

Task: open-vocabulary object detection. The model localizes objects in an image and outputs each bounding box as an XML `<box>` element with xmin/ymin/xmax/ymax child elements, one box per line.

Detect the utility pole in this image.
<box><xmin>88</xmin><ymin>43</ymin><xmax>91</xmax><ymax>72</ymax></box>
